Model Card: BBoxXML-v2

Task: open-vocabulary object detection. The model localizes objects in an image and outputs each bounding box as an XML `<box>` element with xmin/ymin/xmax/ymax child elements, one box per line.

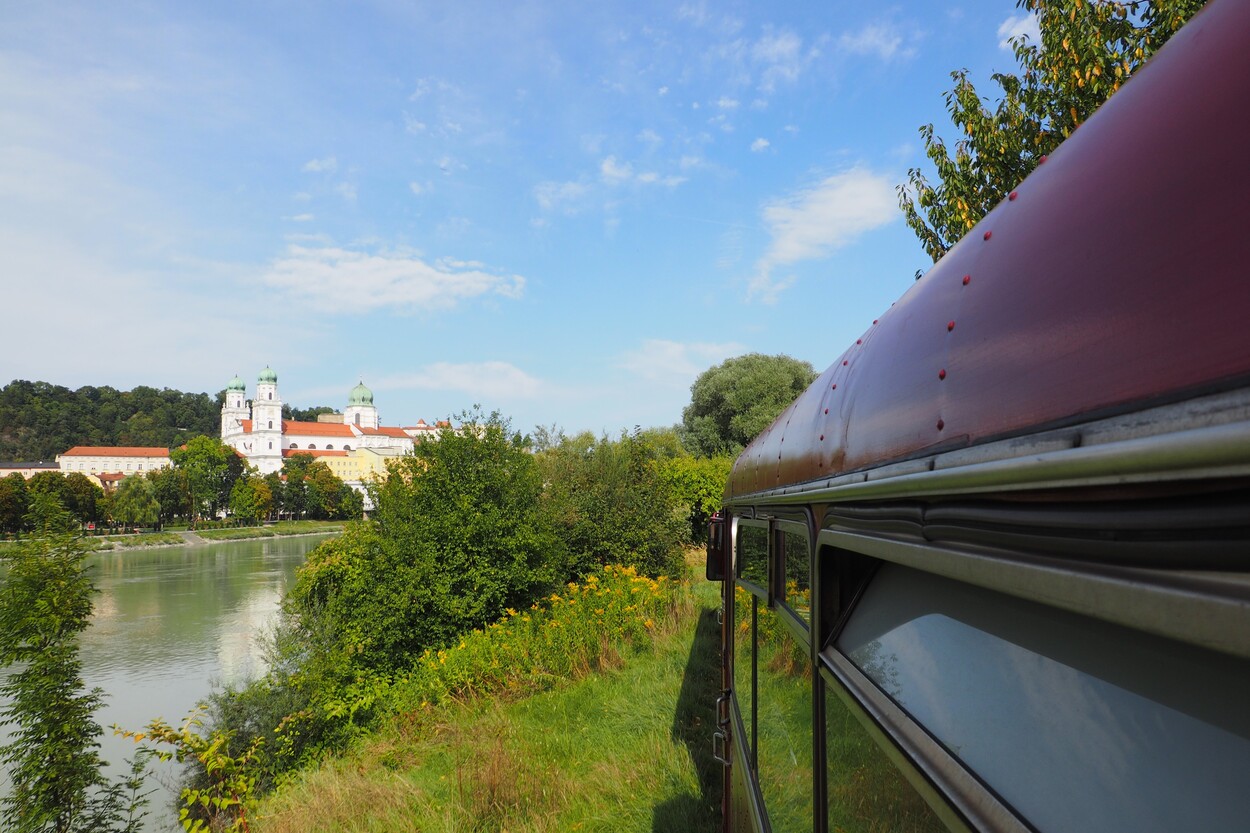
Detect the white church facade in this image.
<box><xmin>220</xmin><ymin>368</ymin><xmax>438</xmax><ymax>475</ymax></box>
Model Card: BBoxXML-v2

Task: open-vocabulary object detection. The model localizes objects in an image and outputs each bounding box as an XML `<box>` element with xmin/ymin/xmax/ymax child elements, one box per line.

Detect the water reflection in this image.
<box><xmin>1</xmin><ymin>534</ymin><xmax>330</xmax><ymax>831</ymax></box>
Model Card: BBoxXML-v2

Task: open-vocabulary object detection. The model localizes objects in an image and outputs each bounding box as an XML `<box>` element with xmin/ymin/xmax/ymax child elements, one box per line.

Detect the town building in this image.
<box><xmin>56</xmin><ymin>447</ymin><xmax>173</xmax><ymax>478</ymax></box>
<box><xmin>220</xmin><ymin>368</ymin><xmax>439</xmax><ymax>477</ymax></box>
<box><xmin>0</xmin><ymin>461</ymin><xmax>60</xmax><ymax>479</ymax></box>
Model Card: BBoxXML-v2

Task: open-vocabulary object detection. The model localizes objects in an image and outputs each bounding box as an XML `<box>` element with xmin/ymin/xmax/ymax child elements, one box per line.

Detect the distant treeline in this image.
<box><xmin>0</xmin><ymin>380</ymin><xmax>333</xmax><ymax>461</ymax></box>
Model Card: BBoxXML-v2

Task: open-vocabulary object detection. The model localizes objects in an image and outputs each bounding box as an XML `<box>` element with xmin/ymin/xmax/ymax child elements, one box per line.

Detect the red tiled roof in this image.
<box><xmin>97</xmin><ymin>472</ymin><xmax>127</xmax><ymax>482</ymax></box>
<box><xmin>283</xmin><ymin>421</ymin><xmax>356</xmax><ymax>437</ymax></box>
<box><xmin>62</xmin><ymin>446</ymin><xmax>170</xmax><ymax>457</ymax></box>
<box><xmin>282</xmin><ymin>449</ymin><xmax>349</xmax><ymax>458</ymax></box>
<box><xmin>358</xmin><ymin>426</ymin><xmax>411</xmax><ymax>439</ymax></box>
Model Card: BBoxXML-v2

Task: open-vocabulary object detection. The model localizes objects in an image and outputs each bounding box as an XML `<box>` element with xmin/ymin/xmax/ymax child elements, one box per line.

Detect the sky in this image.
<box><xmin>1</xmin><ymin>1</ymin><xmax>1041</xmax><ymax>436</ymax></box>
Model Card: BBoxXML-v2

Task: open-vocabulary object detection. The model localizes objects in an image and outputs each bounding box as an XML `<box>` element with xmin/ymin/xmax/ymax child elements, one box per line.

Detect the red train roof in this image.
<box><xmin>729</xmin><ymin>0</ymin><xmax>1250</xmax><ymax>500</ymax></box>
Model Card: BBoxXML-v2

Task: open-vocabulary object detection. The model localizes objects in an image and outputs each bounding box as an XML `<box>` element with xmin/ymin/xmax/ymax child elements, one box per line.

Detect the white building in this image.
<box><xmin>57</xmin><ymin>446</ymin><xmax>172</xmax><ymax>477</ymax></box>
<box><xmin>220</xmin><ymin>368</ymin><xmax>437</xmax><ymax>475</ymax></box>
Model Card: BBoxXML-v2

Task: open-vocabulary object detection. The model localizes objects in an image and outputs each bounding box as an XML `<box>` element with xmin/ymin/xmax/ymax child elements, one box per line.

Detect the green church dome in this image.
<box><xmin>227</xmin><ymin>374</ymin><xmax>246</xmax><ymax>392</ymax></box>
<box><xmin>348</xmin><ymin>380</ymin><xmax>374</xmax><ymax>406</ymax></box>
<box><xmin>258</xmin><ymin>366</ymin><xmax>278</xmax><ymax>384</ymax></box>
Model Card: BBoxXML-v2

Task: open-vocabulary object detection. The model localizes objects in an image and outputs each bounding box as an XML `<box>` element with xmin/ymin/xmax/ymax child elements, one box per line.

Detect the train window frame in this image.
<box><xmin>773</xmin><ymin>519</ymin><xmax>812</xmax><ymax>643</ymax></box>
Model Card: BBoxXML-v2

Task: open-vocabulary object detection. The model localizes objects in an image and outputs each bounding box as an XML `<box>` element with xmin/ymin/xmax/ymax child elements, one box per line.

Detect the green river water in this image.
<box><xmin>1</xmin><ymin>533</ymin><xmax>333</xmax><ymax>831</ymax></box>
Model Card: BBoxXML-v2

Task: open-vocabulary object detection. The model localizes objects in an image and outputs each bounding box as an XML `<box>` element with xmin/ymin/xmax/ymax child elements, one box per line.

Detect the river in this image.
<box><xmin>0</xmin><ymin>533</ymin><xmax>333</xmax><ymax>831</ymax></box>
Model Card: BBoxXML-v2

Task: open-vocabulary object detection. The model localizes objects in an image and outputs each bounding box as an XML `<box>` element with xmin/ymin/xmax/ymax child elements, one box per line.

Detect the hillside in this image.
<box><xmin>0</xmin><ymin>380</ymin><xmax>335</xmax><ymax>461</ymax></box>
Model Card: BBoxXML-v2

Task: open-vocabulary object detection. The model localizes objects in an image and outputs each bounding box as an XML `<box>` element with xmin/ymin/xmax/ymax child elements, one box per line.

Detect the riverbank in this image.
<box><xmin>0</xmin><ymin>521</ymin><xmax>345</xmax><ymax>551</ymax></box>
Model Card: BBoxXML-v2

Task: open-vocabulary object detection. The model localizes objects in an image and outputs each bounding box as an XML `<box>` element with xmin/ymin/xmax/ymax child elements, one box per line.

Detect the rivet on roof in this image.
<box><xmin>947</xmin><ymin>320</ymin><xmax>956</xmax><ymax>332</ymax></box>
<box><xmin>983</xmin><ymin>230</ymin><xmax>992</xmax><ymax>241</ymax></box>
<box><xmin>962</xmin><ymin>274</ymin><xmax>971</xmax><ymax>286</ymax></box>
<box><xmin>938</xmin><ymin>369</ymin><xmax>947</xmax><ymax>380</ymax></box>
<box><xmin>1009</xmin><ymin>191</ymin><xmax>1018</xmax><ymax>201</ymax></box>
<box><xmin>936</xmin><ymin>419</ymin><xmax>945</xmax><ymax>431</ymax></box>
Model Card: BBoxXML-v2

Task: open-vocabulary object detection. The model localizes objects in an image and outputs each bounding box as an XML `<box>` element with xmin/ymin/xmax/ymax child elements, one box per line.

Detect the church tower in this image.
<box><xmin>344</xmin><ymin>381</ymin><xmax>379</xmax><ymax>429</ymax></box>
<box><xmin>251</xmin><ymin>366</ymin><xmax>284</xmax><ymax>473</ymax></box>
<box><xmin>220</xmin><ymin>374</ymin><xmax>248</xmax><ymax>440</ymax></box>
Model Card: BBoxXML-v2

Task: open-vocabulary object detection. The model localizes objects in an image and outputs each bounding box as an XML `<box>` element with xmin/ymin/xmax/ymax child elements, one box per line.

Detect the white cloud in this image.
<box><xmin>335</xmin><ymin>182</ymin><xmax>357</xmax><ymax>202</ymax></box>
<box><xmin>533</xmin><ymin>179</ymin><xmax>588</xmax><ymax>212</ymax></box>
<box><xmin>600</xmin><ymin>155</ymin><xmax>633</xmax><ymax>184</ymax></box>
<box><xmin>288</xmin><ymin>213</ymin><xmax>315</xmax><ymax>222</ymax></box>
<box><xmin>753</xmin><ymin>29</ymin><xmax>803</xmax><ymax>91</ymax></box>
<box><xmin>717</xmin><ymin>96</ymin><xmax>739</xmax><ymax>110</ymax></box>
<box><xmin>838</xmin><ymin>23</ymin><xmax>905</xmax><ymax>60</ymax></box>
<box><xmin>997</xmin><ymin>13</ymin><xmax>1041</xmax><ymax>50</ymax></box>
<box><xmin>619</xmin><ymin>339</ymin><xmax>747</xmax><ymax>387</ymax></box>
<box><xmin>404</xmin><ymin>113</ymin><xmax>427</xmax><ymax>134</ymax></box>
<box><xmin>749</xmin><ymin>168</ymin><xmax>898</xmax><ymax>303</ymax></box>
<box><xmin>408</xmin><ymin>181</ymin><xmax>425</xmax><ymax>196</ymax></box>
<box><xmin>302</xmin><ymin>156</ymin><xmax>337</xmax><ymax>173</ymax></box>
<box><xmin>383</xmin><ymin>361</ymin><xmax>543</xmax><ymax>399</ymax></box>
<box><xmin>637</xmin><ymin>128</ymin><xmax>662</xmax><ymax>147</ymax></box>
<box><xmin>658</xmin><ymin>85</ymin><xmax>669</xmax><ymax>96</ymax></box>
<box><xmin>262</xmin><ymin>245</ymin><xmax>525</xmax><ymax>314</ymax></box>
<box><xmin>750</xmin><ymin>138</ymin><xmax>770</xmax><ymax>152</ymax></box>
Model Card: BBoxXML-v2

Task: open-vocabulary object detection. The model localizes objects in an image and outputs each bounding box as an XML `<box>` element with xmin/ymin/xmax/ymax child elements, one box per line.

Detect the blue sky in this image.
<box><xmin>1</xmin><ymin>1</ymin><xmax>1039</xmax><ymax>436</ymax></box>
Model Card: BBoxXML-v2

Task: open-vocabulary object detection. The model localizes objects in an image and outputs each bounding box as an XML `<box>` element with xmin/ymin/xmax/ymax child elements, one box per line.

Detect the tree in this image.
<box><xmin>63</xmin><ymin>473</ymin><xmax>103</xmax><ymax>525</ymax></box>
<box><xmin>280</xmin><ymin>453</ymin><xmax>315</xmax><ymax>519</ymax></box>
<box><xmin>0</xmin><ymin>472</ymin><xmax>29</xmax><ymax>533</ymax></box>
<box><xmin>110</xmin><ymin>475</ymin><xmax>160</xmax><ymax>531</ymax></box>
<box><xmin>170</xmin><ymin>436</ymin><xmax>241</xmax><ymax>522</ymax></box>
<box><xmin>229</xmin><ymin>474</ymin><xmax>273</xmax><ymax>524</ymax></box>
<box><xmin>657</xmin><ymin>454</ymin><xmax>734</xmax><ymax>543</ymax></box>
<box><xmin>898</xmin><ymin>0</ymin><xmax>1207</xmax><ymax>262</ymax></box>
<box><xmin>0</xmin><ymin>494</ymin><xmax>147</xmax><ymax>832</ymax></box>
<box><xmin>262</xmin><ymin>472</ymin><xmax>285</xmax><ymax>520</ymax></box>
<box><xmin>147</xmin><ymin>467</ymin><xmax>189</xmax><ymax>525</ymax></box>
<box><xmin>536</xmin><ymin>429</ymin><xmax>686</xmax><ymax>578</ymax></box>
<box><xmin>291</xmin><ymin>409</ymin><xmax>564</xmax><ymax>670</ymax></box>
<box><xmin>680</xmin><ymin>354</ymin><xmax>817</xmax><ymax>457</ymax></box>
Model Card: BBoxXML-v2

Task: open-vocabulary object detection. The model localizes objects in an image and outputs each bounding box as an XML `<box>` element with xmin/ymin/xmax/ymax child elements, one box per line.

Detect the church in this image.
<box><xmin>220</xmin><ymin>368</ymin><xmax>437</xmax><ymax>475</ymax></box>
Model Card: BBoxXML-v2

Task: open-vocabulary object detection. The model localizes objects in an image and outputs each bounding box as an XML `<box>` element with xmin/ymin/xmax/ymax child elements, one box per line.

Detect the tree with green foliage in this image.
<box><xmin>680</xmin><ymin>354</ymin><xmax>817</xmax><ymax>457</ymax></box>
<box><xmin>63</xmin><ymin>473</ymin><xmax>103</xmax><ymax>525</ymax></box>
<box><xmin>262</xmin><ymin>472</ymin><xmax>286</xmax><ymax>520</ymax></box>
<box><xmin>170</xmin><ymin>436</ymin><xmax>242</xmax><ymax>522</ymax></box>
<box><xmin>229</xmin><ymin>474</ymin><xmax>274</xmax><ymax>524</ymax></box>
<box><xmin>898</xmin><ymin>0</ymin><xmax>1207</xmax><ymax>262</ymax></box>
<box><xmin>279</xmin><ymin>453</ymin><xmax>315</xmax><ymax>519</ymax></box>
<box><xmin>536</xmin><ymin>429</ymin><xmax>686</xmax><ymax>578</ymax></box>
<box><xmin>0</xmin><ymin>493</ymin><xmax>148</xmax><ymax>832</ymax></box>
<box><xmin>292</xmin><ymin>409</ymin><xmax>564</xmax><ymax>670</ymax></box>
<box><xmin>147</xmin><ymin>467</ymin><xmax>190</xmax><ymax>525</ymax></box>
<box><xmin>0</xmin><ymin>472</ymin><xmax>30</xmax><ymax>533</ymax></box>
<box><xmin>110</xmin><ymin>475</ymin><xmax>160</xmax><ymax>531</ymax></box>
<box><xmin>657</xmin><ymin>454</ymin><xmax>734</xmax><ymax>543</ymax></box>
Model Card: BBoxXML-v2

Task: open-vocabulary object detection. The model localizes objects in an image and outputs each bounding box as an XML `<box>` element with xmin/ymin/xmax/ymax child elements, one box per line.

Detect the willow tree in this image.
<box><xmin>899</xmin><ymin>0</ymin><xmax>1207</xmax><ymax>262</ymax></box>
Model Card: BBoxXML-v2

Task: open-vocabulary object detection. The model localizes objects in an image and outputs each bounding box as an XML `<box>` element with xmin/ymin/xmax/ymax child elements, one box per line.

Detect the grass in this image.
<box><xmin>252</xmin><ymin>556</ymin><xmax>724</xmax><ymax>833</ymax></box>
<box><xmin>194</xmin><ymin>520</ymin><xmax>344</xmax><ymax>541</ymax></box>
<box><xmin>90</xmin><ymin>531</ymin><xmax>187</xmax><ymax>550</ymax></box>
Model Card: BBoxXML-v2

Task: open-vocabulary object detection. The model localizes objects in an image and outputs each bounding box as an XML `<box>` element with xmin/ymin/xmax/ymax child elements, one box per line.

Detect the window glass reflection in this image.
<box><xmin>756</xmin><ymin>602</ymin><xmax>814</xmax><ymax>832</ymax></box>
<box><xmin>734</xmin><ymin>585</ymin><xmax>755</xmax><ymax>760</ymax></box>
<box><xmin>824</xmin><ymin>681</ymin><xmax>946</xmax><ymax>832</ymax></box>
<box><xmin>738</xmin><ymin>523</ymin><xmax>769</xmax><ymax>589</ymax></box>
<box><xmin>781</xmin><ymin>530</ymin><xmax>811</xmax><ymax>625</ymax></box>
<box><xmin>837</xmin><ymin>564</ymin><xmax>1250</xmax><ymax>833</ymax></box>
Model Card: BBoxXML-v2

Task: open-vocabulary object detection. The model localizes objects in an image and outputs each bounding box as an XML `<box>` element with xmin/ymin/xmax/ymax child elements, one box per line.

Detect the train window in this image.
<box><xmin>734</xmin><ymin>585</ymin><xmax>756</xmax><ymax>765</ymax></box>
<box><xmin>835</xmin><ymin>563</ymin><xmax>1250</xmax><ymax>833</ymax></box>
<box><xmin>780</xmin><ymin>529</ymin><xmax>810</xmax><ymax>627</ymax></box>
<box><xmin>737</xmin><ymin>523</ymin><xmax>769</xmax><ymax>592</ymax></box>
<box><xmin>755</xmin><ymin>601</ymin><xmax>814</xmax><ymax>831</ymax></box>
<box><xmin>824</xmin><ymin>676</ymin><xmax>945</xmax><ymax>832</ymax></box>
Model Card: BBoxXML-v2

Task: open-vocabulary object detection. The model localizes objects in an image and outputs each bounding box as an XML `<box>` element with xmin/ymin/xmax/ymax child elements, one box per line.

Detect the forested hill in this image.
<box><xmin>0</xmin><ymin>380</ymin><xmax>224</xmax><ymax>461</ymax></box>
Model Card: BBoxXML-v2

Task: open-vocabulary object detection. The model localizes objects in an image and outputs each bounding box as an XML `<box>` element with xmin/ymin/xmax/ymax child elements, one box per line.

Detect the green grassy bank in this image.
<box><xmin>252</xmin><ymin>560</ymin><xmax>724</xmax><ymax>833</ymax></box>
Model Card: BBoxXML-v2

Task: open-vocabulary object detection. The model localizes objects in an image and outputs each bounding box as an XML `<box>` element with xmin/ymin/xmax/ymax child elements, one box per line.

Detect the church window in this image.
<box><xmin>290</xmin><ymin>444</ymin><xmax>298</xmax><ymax>449</ymax></box>
<box><xmin>326</xmin><ymin>444</ymin><xmax>334</xmax><ymax>449</ymax></box>
<box><xmin>355</xmin><ymin>413</ymin><xmax>361</xmax><ymax>426</ymax></box>
<box><xmin>343</xmin><ymin>445</ymin><xmax>351</xmax><ymax>451</ymax></box>
<box><xmin>309</xmin><ymin>444</ymin><xmax>317</xmax><ymax>450</ymax></box>
<box><xmin>268</xmin><ymin>420</ymin><xmax>273</xmax><ymax>429</ymax></box>
<box><xmin>268</xmin><ymin>442</ymin><xmax>273</xmax><ymax>449</ymax></box>
<box><xmin>268</xmin><ymin>392</ymin><xmax>272</xmax><ymax>400</ymax></box>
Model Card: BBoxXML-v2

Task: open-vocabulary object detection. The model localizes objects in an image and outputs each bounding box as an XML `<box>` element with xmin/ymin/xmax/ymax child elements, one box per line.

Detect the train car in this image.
<box><xmin>704</xmin><ymin>1</ymin><xmax>1250</xmax><ymax>831</ymax></box>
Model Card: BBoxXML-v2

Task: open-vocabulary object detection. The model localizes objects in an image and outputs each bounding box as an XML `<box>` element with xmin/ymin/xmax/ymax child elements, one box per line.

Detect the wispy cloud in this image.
<box><xmin>749</xmin><ymin>168</ymin><xmax>897</xmax><ymax>303</ymax></box>
<box><xmin>382</xmin><ymin>361</ymin><xmax>543</xmax><ymax>399</ymax></box>
<box><xmin>838</xmin><ymin>23</ymin><xmax>910</xmax><ymax>61</ymax></box>
<box><xmin>600</xmin><ymin>155</ymin><xmax>634</xmax><ymax>184</ymax></box>
<box><xmin>534</xmin><ymin>179</ymin><xmax>589</xmax><ymax>212</ymax></box>
<box><xmin>302</xmin><ymin>156</ymin><xmax>337</xmax><ymax>173</ymax></box>
<box><xmin>262</xmin><ymin>245</ymin><xmax>525</xmax><ymax>314</ymax></box>
<box><xmin>750</xmin><ymin>137</ymin><xmax>770</xmax><ymax>152</ymax></box>
<box><xmin>753</xmin><ymin>28</ymin><xmax>803</xmax><ymax>91</ymax></box>
<box><xmin>997</xmin><ymin>13</ymin><xmax>1040</xmax><ymax>50</ymax></box>
<box><xmin>618</xmin><ymin>339</ymin><xmax>746</xmax><ymax>387</ymax></box>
